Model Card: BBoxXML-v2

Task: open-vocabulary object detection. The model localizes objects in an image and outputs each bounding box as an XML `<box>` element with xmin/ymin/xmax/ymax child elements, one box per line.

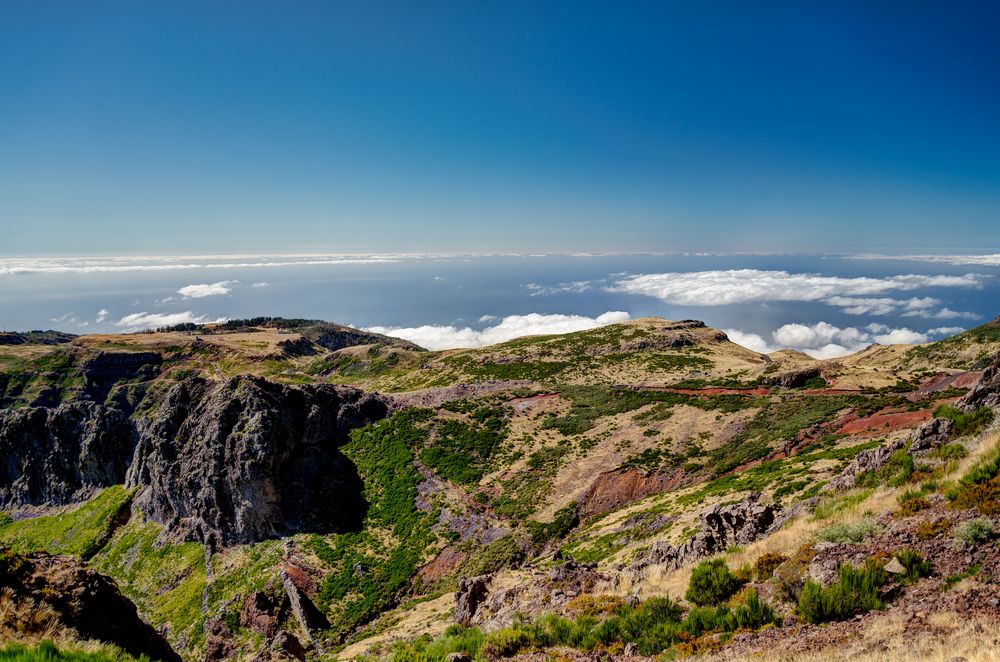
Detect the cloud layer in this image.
<box><xmin>177</xmin><ymin>280</ymin><xmax>236</xmax><ymax>298</ymax></box>
<box><xmin>725</xmin><ymin>321</ymin><xmax>963</xmax><ymax>359</ymax></box>
<box><xmin>367</xmin><ymin>311</ymin><xmax>630</xmax><ymax>350</ymax></box>
<box><xmin>609</xmin><ymin>269</ymin><xmax>981</xmax><ymax>318</ymax></box>
<box><xmin>115</xmin><ymin>311</ymin><xmax>225</xmax><ymax>331</ymax></box>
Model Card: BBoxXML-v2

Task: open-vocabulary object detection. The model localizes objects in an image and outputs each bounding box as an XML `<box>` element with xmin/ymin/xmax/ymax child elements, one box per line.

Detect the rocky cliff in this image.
<box><xmin>126</xmin><ymin>376</ymin><xmax>390</xmax><ymax>545</ymax></box>
<box><xmin>0</xmin><ymin>402</ymin><xmax>134</xmax><ymax>510</ymax></box>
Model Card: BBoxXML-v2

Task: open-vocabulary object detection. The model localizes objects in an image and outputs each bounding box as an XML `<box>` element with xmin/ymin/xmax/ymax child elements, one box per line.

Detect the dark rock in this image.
<box><xmin>827</xmin><ymin>438</ymin><xmax>906</xmax><ymax>491</ymax></box>
<box><xmin>0</xmin><ymin>402</ymin><xmax>134</xmax><ymax>510</ymax></box>
<box><xmin>81</xmin><ymin>351</ymin><xmax>162</xmax><ymax>401</ymax></box>
<box><xmin>0</xmin><ymin>547</ymin><xmax>180</xmax><ymax>662</ymax></box>
<box><xmin>632</xmin><ymin>493</ymin><xmax>779</xmax><ymax>572</ymax></box>
<box><xmin>909</xmin><ymin>417</ymin><xmax>954</xmax><ymax>452</ymax></box>
<box><xmin>204</xmin><ymin>618</ymin><xmax>237</xmax><ymax>661</ymax></box>
<box><xmin>958</xmin><ymin>355</ymin><xmax>1000</xmax><ymax>411</ymax></box>
<box><xmin>241</xmin><ymin>590</ymin><xmax>287</xmax><ymax>637</ymax></box>
<box><xmin>455</xmin><ymin>575</ymin><xmax>490</xmax><ymax>626</ymax></box>
<box><xmin>763</xmin><ymin>366</ymin><xmax>822</xmax><ymax>389</ymax></box>
<box><xmin>444</xmin><ymin>653</ymin><xmax>472</xmax><ymax>662</ymax></box>
<box><xmin>270</xmin><ymin>632</ymin><xmax>306</xmax><ymax>661</ymax></box>
<box><xmin>126</xmin><ymin>376</ymin><xmax>389</xmax><ymax>545</ymax></box>
<box><xmin>281</xmin><ymin>568</ymin><xmax>329</xmax><ymax>648</ymax></box>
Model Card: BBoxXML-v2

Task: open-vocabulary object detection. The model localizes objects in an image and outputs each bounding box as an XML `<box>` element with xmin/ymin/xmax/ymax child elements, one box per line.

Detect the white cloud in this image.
<box><xmin>608</xmin><ymin>270</ymin><xmax>983</xmax><ymax>314</ymax></box>
<box><xmin>526</xmin><ymin>281</ymin><xmax>594</xmax><ymax>296</ymax></box>
<box><xmin>177</xmin><ymin>280</ymin><xmax>236</xmax><ymax>298</ymax></box>
<box><xmin>478</xmin><ymin>314</ymin><xmax>499</xmax><ymax>323</ymax></box>
<box><xmin>901</xmin><ymin>306</ymin><xmax>980</xmax><ymax>320</ymax></box>
<box><xmin>928</xmin><ymin>326</ymin><xmax>965</xmax><ymax>337</ymax></box>
<box><xmin>50</xmin><ymin>312</ymin><xmax>78</xmax><ymax>323</ymax></box>
<box><xmin>367</xmin><ymin>311</ymin><xmax>630</xmax><ymax>351</ymax></box>
<box><xmin>723</xmin><ymin>329</ymin><xmax>775</xmax><ymax>354</ymax></box>
<box><xmin>114</xmin><ymin>311</ymin><xmax>224</xmax><ymax>332</ymax></box>
<box><xmin>0</xmin><ymin>254</ymin><xmax>405</xmax><ymax>276</ymax></box>
<box><xmin>251</xmin><ymin>282</ymin><xmax>270</xmax><ymax>288</ymax></box>
<box><xmin>96</xmin><ymin>308</ymin><xmax>111</xmax><ymax>323</ymax></box>
<box><xmin>725</xmin><ymin>320</ymin><xmax>961</xmax><ymax>359</ymax></box>
<box><xmin>851</xmin><ymin>253</ymin><xmax>1000</xmax><ymax>266</ymax></box>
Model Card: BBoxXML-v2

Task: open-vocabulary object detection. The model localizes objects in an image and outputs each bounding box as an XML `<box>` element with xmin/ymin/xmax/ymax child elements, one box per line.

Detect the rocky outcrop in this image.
<box><xmin>827</xmin><ymin>439</ymin><xmax>906</xmax><ymax>491</ymax></box>
<box><xmin>763</xmin><ymin>366</ymin><xmax>823</xmax><ymax>389</ymax></box>
<box><xmin>632</xmin><ymin>493</ymin><xmax>780</xmax><ymax>572</ymax></box>
<box><xmin>959</xmin><ymin>354</ymin><xmax>1000</xmax><ymax>412</ymax></box>
<box><xmin>909</xmin><ymin>417</ymin><xmax>955</xmax><ymax>453</ymax></box>
<box><xmin>0</xmin><ymin>547</ymin><xmax>180</xmax><ymax>662</ymax></box>
<box><xmin>126</xmin><ymin>376</ymin><xmax>390</xmax><ymax>546</ymax></box>
<box><xmin>455</xmin><ymin>575</ymin><xmax>490</xmax><ymax>626</ymax></box>
<box><xmin>81</xmin><ymin>351</ymin><xmax>162</xmax><ymax>400</ymax></box>
<box><xmin>0</xmin><ymin>402</ymin><xmax>134</xmax><ymax>510</ymax></box>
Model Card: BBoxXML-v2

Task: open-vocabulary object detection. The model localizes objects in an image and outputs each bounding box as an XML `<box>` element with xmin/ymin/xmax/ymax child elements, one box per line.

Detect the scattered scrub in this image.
<box><xmin>815</xmin><ymin>517</ymin><xmax>881</xmax><ymax>544</ymax></box>
<box><xmin>953</xmin><ymin>517</ymin><xmax>996</xmax><ymax>546</ymax></box>
<box><xmin>797</xmin><ymin>560</ymin><xmax>887</xmax><ymax>624</ymax></box>
<box><xmin>686</xmin><ymin>559</ymin><xmax>744</xmax><ymax>606</ymax></box>
<box><xmin>894</xmin><ymin>549</ymin><xmax>932</xmax><ymax>585</ymax></box>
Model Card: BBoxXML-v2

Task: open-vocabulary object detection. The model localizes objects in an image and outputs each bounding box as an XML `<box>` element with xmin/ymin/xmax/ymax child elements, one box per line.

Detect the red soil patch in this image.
<box><xmin>836</xmin><ymin>409</ymin><xmax>933</xmax><ymax>435</ymax></box>
<box><xmin>577</xmin><ymin>467</ymin><xmax>689</xmax><ymax>520</ymax></box>
<box><xmin>418</xmin><ymin>546</ymin><xmax>467</xmax><ymax>582</ymax></box>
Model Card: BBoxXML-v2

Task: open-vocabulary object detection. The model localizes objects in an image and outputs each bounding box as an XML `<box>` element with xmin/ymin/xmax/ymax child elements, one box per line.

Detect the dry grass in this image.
<box><xmin>712</xmin><ymin>612</ymin><xmax>1000</xmax><ymax>661</ymax></box>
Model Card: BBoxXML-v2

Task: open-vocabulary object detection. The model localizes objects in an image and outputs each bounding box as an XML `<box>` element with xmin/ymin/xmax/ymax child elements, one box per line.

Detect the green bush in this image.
<box><xmin>797</xmin><ymin>560</ymin><xmax>887</xmax><ymax>624</ymax></box>
<box><xmin>934</xmin><ymin>405</ymin><xmax>994</xmax><ymax>438</ymax></box>
<box><xmin>753</xmin><ymin>552</ymin><xmax>788</xmax><ymax>582</ymax></box>
<box><xmin>953</xmin><ymin>517</ymin><xmax>996</xmax><ymax>546</ymax></box>
<box><xmin>935</xmin><ymin>443</ymin><xmax>968</xmax><ymax>460</ymax></box>
<box><xmin>894</xmin><ymin>549</ymin><xmax>932</xmax><ymax>585</ymax></box>
<box><xmin>0</xmin><ymin>642</ymin><xmax>138</xmax><ymax>662</ymax></box>
<box><xmin>685</xmin><ymin>558</ymin><xmax>743</xmax><ymax>606</ymax></box>
<box><xmin>481</xmin><ymin>628</ymin><xmax>532</xmax><ymax>658</ymax></box>
<box><xmin>815</xmin><ymin>517</ymin><xmax>881</xmax><ymax>543</ymax></box>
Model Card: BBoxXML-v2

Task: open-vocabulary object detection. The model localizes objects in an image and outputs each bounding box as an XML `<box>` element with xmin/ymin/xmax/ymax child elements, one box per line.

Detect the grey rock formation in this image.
<box><xmin>763</xmin><ymin>366</ymin><xmax>823</xmax><ymax>389</ymax></box>
<box><xmin>826</xmin><ymin>438</ymin><xmax>906</xmax><ymax>491</ymax></box>
<box><xmin>127</xmin><ymin>376</ymin><xmax>389</xmax><ymax>546</ymax></box>
<box><xmin>0</xmin><ymin>402</ymin><xmax>134</xmax><ymax>509</ymax></box>
<box><xmin>454</xmin><ymin>575</ymin><xmax>490</xmax><ymax>626</ymax></box>
<box><xmin>81</xmin><ymin>351</ymin><xmax>162</xmax><ymax>400</ymax></box>
<box><xmin>909</xmin><ymin>417</ymin><xmax>955</xmax><ymax>453</ymax></box>
<box><xmin>959</xmin><ymin>355</ymin><xmax>1000</xmax><ymax>412</ymax></box>
<box><xmin>632</xmin><ymin>492</ymin><xmax>779</xmax><ymax>572</ymax></box>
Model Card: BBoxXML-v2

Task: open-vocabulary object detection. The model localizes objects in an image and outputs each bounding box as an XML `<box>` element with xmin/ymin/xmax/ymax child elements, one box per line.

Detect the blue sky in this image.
<box><xmin>1</xmin><ymin>1</ymin><xmax>998</xmax><ymax>255</ymax></box>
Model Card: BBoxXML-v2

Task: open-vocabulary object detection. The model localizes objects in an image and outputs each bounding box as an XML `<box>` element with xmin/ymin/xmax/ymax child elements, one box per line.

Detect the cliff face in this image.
<box><xmin>0</xmin><ymin>547</ymin><xmax>180</xmax><ymax>662</ymax></box>
<box><xmin>0</xmin><ymin>402</ymin><xmax>134</xmax><ymax>510</ymax></box>
<box><xmin>126</xmin><ymin>376</ymin><xmax>390</xmax><ymax>546</ymax></box>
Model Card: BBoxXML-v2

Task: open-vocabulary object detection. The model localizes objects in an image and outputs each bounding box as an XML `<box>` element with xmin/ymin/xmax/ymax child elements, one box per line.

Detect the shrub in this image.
<box><xmin>753</xmin><ymin>552</ymin><xmax>788</xmax><ymax>582</ymax></box>
<box><xmin>481</xmin><ymin>628</ymin><xmax>532</xmax><ymax>658</ymax></box>
<box><xmin>685</xmin><ymin>558</ymin><xmax>743</xmax><ymax>606</ymax></box>
<box><xmin>915</xmin><ymin>518</ymin><xmax>951</xmax><ymax>540</ymax></box>
<box><xmin>894</xmin><ymin>549</ymin><xmax>932</xmax><ymax>585</ymax></box>
<box><xmin>934</xmin><ymin>405</ymin><xmax>994</xmax><ymax>438</ymax></box>
<box><xmin>797</xmin><ymin>560</ymin><xmax>887</xmax><ymax>624</ymax></box>
<box><xmin>772</xmin><ymin>562</ymin><xmax>806</xmax><ymax>603</ymax></box>
<box><xmin>953</xmin><ymin>517</ymin><xmax>996</xmax><ymax>546</ymax></box>
<box><xmin>935</xmin><ymin>443</ymin><xmax>968</xmax><ymax>460</ymax></box>
<box><xmin>815</xmin><ymin>517</ymin><xmax>880</xmax><ymax>544</ymax></box>
<box><xmin>950</xmin><ymin>476</ymin><xmax>1000</xmax><ymax>515</ymax></box>
<box><xmin>896</xmin><ymin>495</ymin><xmax>930</xmax><ymax>517</ymax></box>
<box><xmin>727</xmin><ymin>589</ymin><xmax>780</xmax><ymax>630</ymax></box>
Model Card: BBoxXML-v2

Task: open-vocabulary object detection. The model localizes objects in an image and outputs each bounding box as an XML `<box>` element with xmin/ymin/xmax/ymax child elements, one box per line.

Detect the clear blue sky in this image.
<box><xmin>2</xmin><ymin>1</ymin><xmax>998</xmax><ymax>255</ymax></box>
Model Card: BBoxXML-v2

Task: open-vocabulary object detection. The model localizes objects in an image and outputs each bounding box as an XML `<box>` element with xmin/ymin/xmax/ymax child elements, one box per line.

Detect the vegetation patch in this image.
<box><xmin>311</xmin><ymin>409</ymin><xmax>437</xmax><ymax>633</ymax></box>
<box><xmin>0</xmin><ymin>486</ymin><xmax>132</xmax><ymax>559</ymax></box>
<box><xmin>797</xmin><ymin>560</ymin><xmax>887</xmax><ymax>624</ymax></box>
